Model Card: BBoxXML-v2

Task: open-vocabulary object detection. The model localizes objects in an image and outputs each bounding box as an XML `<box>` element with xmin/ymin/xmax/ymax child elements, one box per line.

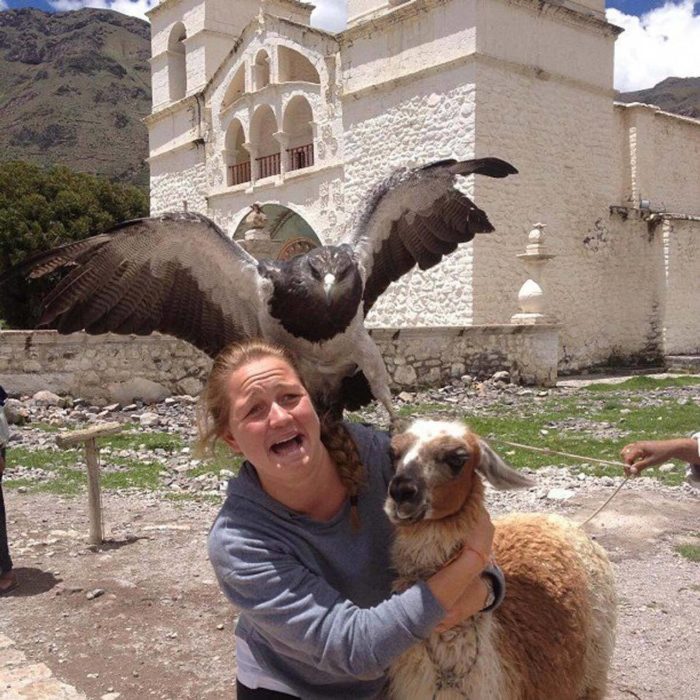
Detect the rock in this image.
<box><xmin>397</xmin><ymin>391</ymin><xmax>414</xmax><ymax>402</ymax></box>
<box><xmin>177</xmin><ymin>376</ymin><xmax>203</xmax><ymax>397</ymax></box>
<box><xmin>460</xmin><ymin>374</ymin><xmax>474</xmax><ymax>386</ymax></box>
<box><xmin>107</xmin><ymin>378</ymin><xmax>171</xmax><ymax>404</ymax></box>
<box><xmin>101</xmin><ymin>693</ymin><xmax>121</xmax><ymax>700</ymax></box>
<box><xmin>546</xmin><ymin>488</ymin><xmax>575</xmax><ymax>500</ymax></box>
<box><xmin>32</xmin><ymin>390</ymin><xmax>63</xmax><ymax>406</ymax></box>
<box><xmin>492</xmin><ymin>370</ymin><xmax>510</xmax><ymax>383</ymax></box>
<box><xmin>139</xmin><ymin>412</ymin><xmax>160</xmax><ymax>428</ymax></box>
<box><xmin>86</xmin><ymin>588</ymin><xmax>105</xmax><ymax>600</ymax></box>
<box><xmin>4</xmin><ymin>398</ymin><xmax>29</xmax><ymax>425</ymax></box>
<box><xmin>658</xmin><ymin>462</ymin><xmax>677</xmax><ymax>473</ymax></box>
<box><xmin>394</xmin><ymin>364</ymin><xmax>417</xmax><ymax>386</ymax></box>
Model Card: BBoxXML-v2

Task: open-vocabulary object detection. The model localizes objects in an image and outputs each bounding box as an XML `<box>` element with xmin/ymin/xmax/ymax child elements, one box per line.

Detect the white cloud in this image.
<box><xmin>607</xmin><ymin>0</ymin><xmax>700</xmax><ymax>92</ymax></box>
<box><xmin>0</xmin><ymin>0</ymin><xmax>8</xmax><ymax>10</ymax></box>
<box><xmin>48</xmin><ymin>0</ymin><xmax>157</xmax><ymax>22</ymax></box>
<box><xmin>308</xmin><ymin>0</ymin><xmax>347</xmax><ymax>33</ymax></box>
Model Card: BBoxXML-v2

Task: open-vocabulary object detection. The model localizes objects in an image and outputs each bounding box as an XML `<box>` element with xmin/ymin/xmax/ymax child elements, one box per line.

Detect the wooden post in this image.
<box><xmin>84</xmin><ymin>437</ymin><xmax>102</xmax><ymax>544</ymax></box>
<box><xmin>56</xmin><ymin>422</ymin><xmax>123</xmax><ymax>545</ymax></box>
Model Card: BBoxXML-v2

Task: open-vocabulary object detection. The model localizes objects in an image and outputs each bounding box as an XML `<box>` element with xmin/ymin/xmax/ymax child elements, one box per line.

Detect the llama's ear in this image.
<box><xmin>477</xmin><ymin>440</ymin><xmax>535</xmax><ymax>490</ymax></box>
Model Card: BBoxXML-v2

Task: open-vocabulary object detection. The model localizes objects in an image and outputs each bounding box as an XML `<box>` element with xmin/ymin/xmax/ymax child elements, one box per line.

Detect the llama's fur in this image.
<box><xmin>386</xmin><ymin>420</ymin><xmax>617</xmax><ymax>700</ymax></box>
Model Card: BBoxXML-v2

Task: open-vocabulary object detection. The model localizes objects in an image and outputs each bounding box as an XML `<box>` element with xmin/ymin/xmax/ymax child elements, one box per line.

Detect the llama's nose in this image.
<box><xmin>389</xmin><ymin>475</ymin><xmax>421</xmax><ymax>504</ymax></box>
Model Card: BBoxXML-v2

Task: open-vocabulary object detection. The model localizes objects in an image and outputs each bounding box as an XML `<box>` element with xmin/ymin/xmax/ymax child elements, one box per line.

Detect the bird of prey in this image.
<box><xmin>5</xmin><ymin>157</ymin><xmax>516</xmax><ymax>421</ymax></box>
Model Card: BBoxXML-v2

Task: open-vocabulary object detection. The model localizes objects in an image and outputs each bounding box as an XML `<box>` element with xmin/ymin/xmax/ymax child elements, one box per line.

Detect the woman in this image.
<box><xmin>200</xmin><ymin>340</ymin><xmax>499</xmax><ymax>699</ymax></box>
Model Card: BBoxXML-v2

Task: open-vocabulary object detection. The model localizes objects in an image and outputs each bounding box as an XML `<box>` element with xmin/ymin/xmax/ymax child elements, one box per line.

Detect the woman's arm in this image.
<box><xmin>211</xmin><ymin>535</ymin><xmax>444</xmax><ymax>679</ymax></box>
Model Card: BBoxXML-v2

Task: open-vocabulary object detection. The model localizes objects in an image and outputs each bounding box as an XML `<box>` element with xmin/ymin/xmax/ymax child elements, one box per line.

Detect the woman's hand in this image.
<box><xmin>426</xmin><ymin>507</ymin><xmax>494</xmax><ymax>612</ymax></box>
<box><xmin>462</xmin><ymin>505</ymin><xmax>494</xmax><ymax>566</ymax></box>
<box><xmin>434</xmin><ymin>576</ymin><xmax>490</xmax><ymax>633</ymax></box>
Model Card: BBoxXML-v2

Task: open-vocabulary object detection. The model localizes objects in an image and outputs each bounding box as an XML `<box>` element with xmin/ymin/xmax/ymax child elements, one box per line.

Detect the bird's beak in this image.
<box><xmin>323</xmin><ymin>273</ymin><xmax>336</xmax><ymax>302</ymax></box>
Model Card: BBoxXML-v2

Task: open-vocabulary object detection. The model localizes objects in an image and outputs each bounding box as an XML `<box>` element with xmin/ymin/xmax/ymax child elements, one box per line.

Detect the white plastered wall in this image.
<box><xmin>341</xmin><ymin>0</ymin><xmax>479</xmax><ymax>327</ymax></box>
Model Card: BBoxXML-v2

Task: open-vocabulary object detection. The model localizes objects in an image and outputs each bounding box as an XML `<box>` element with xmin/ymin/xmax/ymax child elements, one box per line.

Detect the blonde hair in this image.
<box><xmin>197</xmin><ymin>339</ymin><xmax>366</xmax><ymax>528</ymax></box>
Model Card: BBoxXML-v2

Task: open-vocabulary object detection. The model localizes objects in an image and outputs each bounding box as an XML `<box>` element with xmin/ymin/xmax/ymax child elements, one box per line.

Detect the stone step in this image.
<box><xmin>665</xmin><ymin>355</ymin><xmax>700</xmax><ymax>372</ymax></box>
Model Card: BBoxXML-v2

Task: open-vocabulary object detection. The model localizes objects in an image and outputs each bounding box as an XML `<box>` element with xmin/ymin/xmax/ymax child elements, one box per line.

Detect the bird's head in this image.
<box><xmin>302</xmin><ymin>245</ymin><xmax>361</xmax><ymax>307</ymax></box>
<box><xmin>262</xmin><ymin>244</ymin><xmax>364</xmax><ymax>342</ymax></box>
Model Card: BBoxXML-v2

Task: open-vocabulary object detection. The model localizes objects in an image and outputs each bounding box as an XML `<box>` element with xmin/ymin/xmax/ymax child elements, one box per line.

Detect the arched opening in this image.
<box><xmin>224</xmin><ymin>119</ymin><xmax>249</xmax><ymax>186</ymax></box>
<box><xmin>283</xmin><ymin>96</ymin><xmax>314</xmax><ymax>172</ymax></box>
<box><xmin>167</xmin><ymin>22</ymin><xmax>187</xmax><ymax>102</ymax></box>
<box><xmin>233</xmin><ymin>204</ymin><xmax>321</xmax><ymax>261</ymax></box>
<box><xmin>253</xmin><ymin>50</ymin><xmax>270</xmax><ymax>91</ymax></box>
<box><xmin>277</xmin><ymin>46</ymin><xmax>320</xmax><ymax>84</ymax></box>
<box><xmin>250</xmin><ymin>105</ymin><xmax>280</xmax><ymax>179</ymax></box>
<box><xmin>222</xmin><ymin>65</ymin><xmax>246</xmax><ymax>109</ymax></box>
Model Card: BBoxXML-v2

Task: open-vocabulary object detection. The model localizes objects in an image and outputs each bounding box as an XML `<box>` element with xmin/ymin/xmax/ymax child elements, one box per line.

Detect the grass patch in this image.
<box><xmin>395</xmin><ymin>394</ymin><xmax>699</xmax><ymax>486</ymax></box>
<box><xmin>30</xmin><ymin>422</ymin><xmax>62</xmax><ymax>433</ymax></box>
<box><xmin>584</xmin><ymin>376</ymin><xmax>700</xmax><ymax>392</ymax></box>
<box><xmin>187</xmin><ymin>442</ymin><xmax>242</xmax><ymax>477</ymax></box>
<box><xmin>103</xmin><ymin>430</ymin><xmax>184</xmax><ymax>452</ymax></box>
<box><xmin>11</xmin><ymin>447</ymin><xmax>80</xmax><ymax>471</ymax></box>
<box><xmin>675</xmin><ymin>543</ymin><xmax>700</xmax><ymax>562</ymax></box>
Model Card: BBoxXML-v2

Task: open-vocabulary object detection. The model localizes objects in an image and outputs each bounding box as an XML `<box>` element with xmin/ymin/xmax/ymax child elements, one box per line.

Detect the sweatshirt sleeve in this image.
<box><xmin>208</xmin><ymin>521</ymin><xmax>444</xmax><ymax>680</ymax></box>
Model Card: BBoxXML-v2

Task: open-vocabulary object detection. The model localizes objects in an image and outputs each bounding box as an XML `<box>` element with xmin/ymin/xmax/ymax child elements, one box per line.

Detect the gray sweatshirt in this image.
<box><xmin>208</xmin><ymin>422</ymin><xmax>444</xmax><ymax>699</ymax></box>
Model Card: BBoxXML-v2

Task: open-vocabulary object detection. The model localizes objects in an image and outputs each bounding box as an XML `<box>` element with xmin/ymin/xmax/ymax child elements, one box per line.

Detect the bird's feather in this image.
<box><xmin>346</xmin><ymin>157</ymin><xmax>517</xmax><ymax>314</ymax></box>
<box><xmin>3</xmin><ymin>212</ymin><xmax>262</xmax><ymax>358</ymax></box>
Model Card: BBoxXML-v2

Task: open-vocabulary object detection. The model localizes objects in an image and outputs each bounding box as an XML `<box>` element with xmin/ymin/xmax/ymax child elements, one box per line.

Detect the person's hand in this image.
<box><xmin>461</xmin><ymin>505</ymin><xmax>494</xmax><ymax>566</ymax></box>
<box><xmin>434</xmin><ymin>576</ymin><xmax>489</xmax><ymax>633</ymax></box>
<box><xmin>620</xmin><ymin>438</ymin><xmax>698</xmax><ymax>475</ymax></box>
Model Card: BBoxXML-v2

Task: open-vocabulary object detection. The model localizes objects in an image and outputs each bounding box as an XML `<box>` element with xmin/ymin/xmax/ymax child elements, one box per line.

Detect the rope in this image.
<box><xmin>487</xmin><ymin>437</ymin><xmax>631</xmax><ymax>526</ymax></box>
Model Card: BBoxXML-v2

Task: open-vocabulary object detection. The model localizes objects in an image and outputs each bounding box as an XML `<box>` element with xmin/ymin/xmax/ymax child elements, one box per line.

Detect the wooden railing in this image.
<box><xmin>287</xmin><ymin>143</ymin><xmax>314</xmax><ymax>171</ymax></box>
<box><xmin>256</xmin><ymin>152</ymin><xmax>281</xmax><ymax>179</ymax></box>
<box><xmin>228</xmin><ymin>161</ymin><xmax>251</xmax><ymax>186</ymax></box>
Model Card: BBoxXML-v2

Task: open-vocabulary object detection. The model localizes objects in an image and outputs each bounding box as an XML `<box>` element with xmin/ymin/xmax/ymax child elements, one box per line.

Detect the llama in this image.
<box><xmin>385</xmin><ymin>419</ymin><xmax>617</xmax><ymax>700</ymax></box>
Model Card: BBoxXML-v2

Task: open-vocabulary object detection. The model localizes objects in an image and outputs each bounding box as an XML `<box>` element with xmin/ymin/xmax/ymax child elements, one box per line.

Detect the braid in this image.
<box><xmin>320</xmin><ymin>418</ymin><xmax>366</xmax><ymax>531</ymax></box>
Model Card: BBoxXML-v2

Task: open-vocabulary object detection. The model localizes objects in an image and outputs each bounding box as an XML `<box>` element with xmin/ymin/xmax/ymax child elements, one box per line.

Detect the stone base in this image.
<box><xmin>510</xmin><ymin>313</ymin><xmax>549</xmax><ymax>325</ymax></box>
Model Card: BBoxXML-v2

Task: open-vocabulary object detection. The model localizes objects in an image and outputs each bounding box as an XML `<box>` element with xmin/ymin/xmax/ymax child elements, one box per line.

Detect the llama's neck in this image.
<box><xmin>391</xmin><ymin>478</ymin><xmax>485</xmax><ymax>584</ymax></box>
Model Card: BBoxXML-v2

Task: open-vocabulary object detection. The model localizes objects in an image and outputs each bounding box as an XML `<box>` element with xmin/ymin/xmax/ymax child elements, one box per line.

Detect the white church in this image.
<box><xmin>145</xmin><ymin>0</ymin><xmax>700</xmax><ymax>383</ymax></box>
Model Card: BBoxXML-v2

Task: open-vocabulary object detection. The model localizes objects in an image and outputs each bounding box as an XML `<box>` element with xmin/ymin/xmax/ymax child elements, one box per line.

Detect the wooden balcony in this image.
<box><xmin>287</xmin><ymin>143</ymin><xmax>314</xmax><ymax>171</ymax></box>
<box><xmin>228</xmin><ymin>161</ymin><xmax>251</xmax><ymax>186</ymax></box>
<box><xmin>256</xmin><ymin>152</ymin><xmax>281</xmax><ymax>179</ymax></box>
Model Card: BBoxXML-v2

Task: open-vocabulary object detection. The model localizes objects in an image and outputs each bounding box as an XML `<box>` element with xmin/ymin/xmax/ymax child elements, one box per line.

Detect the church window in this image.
<box><xmin>222</xmin><ymin>65</ymin><xmax>246</xmax><ymax>109</ymax></box>
<box><xmin>251</xmin><ymin>105</ymin><xmax>280</xmax><ymax>179</ymax></box>
<box><xmin>283</xmin><ymin>96</ymin><xmax>314</xmax><ymax>171</ymax></box>
<box><xmin>167</xmin><ymin>22</ymin><xmax>187</xmax><ymax>102</ymax></box>
<box><xmin>278</xmin><ymin>47</ymin><xmax>320</xmax><ymax>84</ymax></box>
<box><xmin>253</xmin><ymin>50</ymin><xmax>271</xmax><ymax>91</ymax></box>
<box><xmin>225</xmin><ymin>119</ymin><xmax>250</xmax><ymax>186</ymax></box>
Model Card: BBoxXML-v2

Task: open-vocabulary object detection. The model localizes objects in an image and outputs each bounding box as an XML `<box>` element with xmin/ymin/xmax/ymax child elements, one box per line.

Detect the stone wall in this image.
<box><xmin>0</xmin><ymin>325</ymin><xmax>559</xmax><ymax>401</ymax></box>
<box><xmin>0</xmin><ymin>331</ymin><xmax>211</xmax><ymax>402</ymax></box>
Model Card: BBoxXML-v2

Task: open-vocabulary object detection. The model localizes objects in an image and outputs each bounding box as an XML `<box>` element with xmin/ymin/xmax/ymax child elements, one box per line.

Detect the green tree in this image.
<box><xmin>0</xmin><ymin>160</ymin><xmax>148</xmax><ymax>327</ymax></box>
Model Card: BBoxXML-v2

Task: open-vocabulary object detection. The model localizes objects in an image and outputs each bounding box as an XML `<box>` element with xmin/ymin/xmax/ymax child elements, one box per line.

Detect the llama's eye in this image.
<box><xmin>444</xmin><ymin>449</ymin><xmax>469</xmax><ymax>474</ymax></box>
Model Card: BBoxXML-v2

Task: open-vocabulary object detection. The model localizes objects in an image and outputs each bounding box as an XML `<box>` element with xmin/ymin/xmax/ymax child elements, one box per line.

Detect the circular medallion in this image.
<box><xmin>277</xmin><ymin>237</ymin><xmax>318</xmax><ymax>261</ymax></box>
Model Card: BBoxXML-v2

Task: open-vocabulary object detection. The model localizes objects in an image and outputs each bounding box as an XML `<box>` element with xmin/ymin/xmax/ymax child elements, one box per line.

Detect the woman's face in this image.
<box><xmin>222</xmin><ymin>355</ymin><xmax>323</xmax><ymax>487</ymax></box>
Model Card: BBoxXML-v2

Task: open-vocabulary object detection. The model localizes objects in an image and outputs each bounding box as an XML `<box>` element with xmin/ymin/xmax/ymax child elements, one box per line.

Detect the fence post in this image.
<box><xmin>56</xmin><ymin>422</ymin><xmax>123</xmax><ymax>545</ymax></box>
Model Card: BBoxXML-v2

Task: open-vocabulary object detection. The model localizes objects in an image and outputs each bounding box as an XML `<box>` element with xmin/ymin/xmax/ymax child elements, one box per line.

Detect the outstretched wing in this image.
<box><xmin>346</xmin><ymin>157</ymin><xmax>517</xmax><ymax>314</ymax></box>
<box><xmin>4</xmin><ymin>212</ymin><xmax>263</xmax><ymax>358</ymax></box>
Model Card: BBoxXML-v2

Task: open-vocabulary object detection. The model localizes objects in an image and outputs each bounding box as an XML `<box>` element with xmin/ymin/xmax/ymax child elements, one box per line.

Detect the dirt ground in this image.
<box><xmin>1</xmin><ymin>485</ymin><xmax>698</xmax><ymax>700</ymax></box>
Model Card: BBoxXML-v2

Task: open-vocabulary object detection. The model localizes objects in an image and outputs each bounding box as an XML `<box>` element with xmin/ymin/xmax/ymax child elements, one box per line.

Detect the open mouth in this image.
<box><xmin>270</xmin><ymin>434</ymin><xmax>304</xmax><ymax>456</ymax></box>
<box><xmin>387</xmin><ymin>502</ymin><xmax>428</xmax><ymax>524</ymax></box>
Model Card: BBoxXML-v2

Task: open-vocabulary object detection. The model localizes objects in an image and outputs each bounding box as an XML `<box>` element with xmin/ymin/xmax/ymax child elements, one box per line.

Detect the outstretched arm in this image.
<box><xmin>620</xmin><ymin>437</ymin><xmax>700</xmax><ymax>475</ymax></box>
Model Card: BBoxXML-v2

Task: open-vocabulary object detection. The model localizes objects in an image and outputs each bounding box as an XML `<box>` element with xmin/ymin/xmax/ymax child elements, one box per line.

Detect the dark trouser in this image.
<box><xmin>236</xmin><ymin>680</ymin><xmax>299</xmax><ymax>699</ymax></box>
<box><xmin>0</xmin><ymin>449</ymin><xmax>12</xmax><ymax>575</ymax></box>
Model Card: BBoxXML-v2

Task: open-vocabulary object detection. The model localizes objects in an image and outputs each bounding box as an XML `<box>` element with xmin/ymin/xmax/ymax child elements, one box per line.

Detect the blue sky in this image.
<box><xmin>0</xmin><ymin>1</ymin><xmax>698</xmax><ymax>91</ymax></box>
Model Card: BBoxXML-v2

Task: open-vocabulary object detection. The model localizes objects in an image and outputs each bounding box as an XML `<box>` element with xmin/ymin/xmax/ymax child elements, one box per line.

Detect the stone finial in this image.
<box><xmin>511</xmin><ymin>223</ymin><xmax>555</xmax><ymax>325</ymax></box>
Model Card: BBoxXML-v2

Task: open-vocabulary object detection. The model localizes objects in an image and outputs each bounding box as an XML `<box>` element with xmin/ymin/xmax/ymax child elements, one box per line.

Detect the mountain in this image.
<box><xmin>617</xmin><ymin>77</ymin><xmax>700</xmax><ymax>120</ymax></box>
<box><xmin>0</xmin><ymin>7</ymin><xmax>151</xmax><ymax>187</ymax></box>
